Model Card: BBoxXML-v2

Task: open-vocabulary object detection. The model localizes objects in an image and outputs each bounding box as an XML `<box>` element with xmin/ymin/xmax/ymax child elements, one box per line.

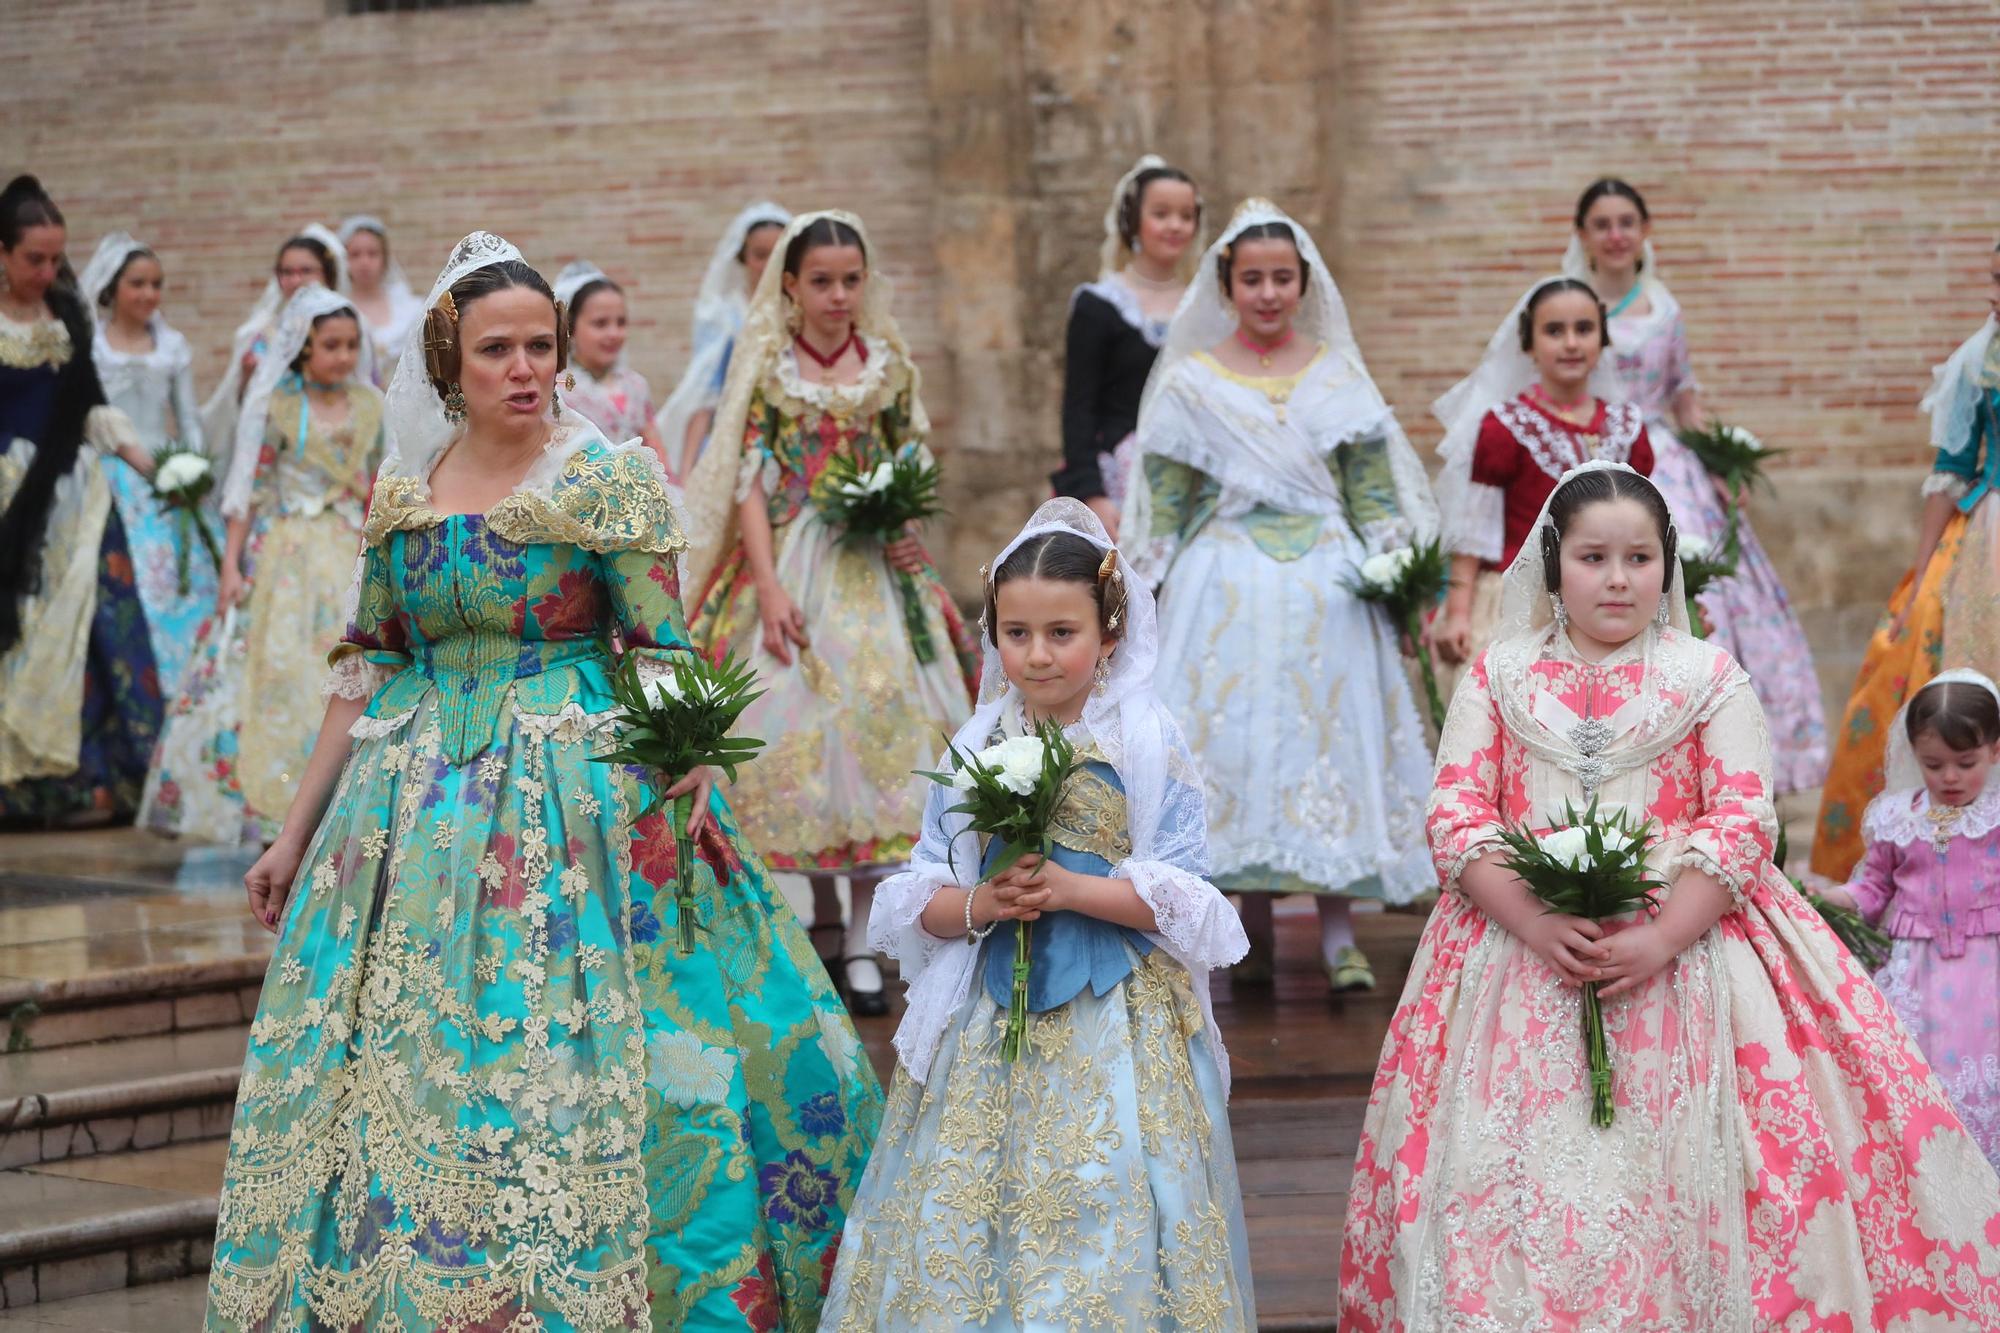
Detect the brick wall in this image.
<box><xmin>10</xmin><ymin>0</ymin><xmax>1997</xmax><ymax>698</ymax></box>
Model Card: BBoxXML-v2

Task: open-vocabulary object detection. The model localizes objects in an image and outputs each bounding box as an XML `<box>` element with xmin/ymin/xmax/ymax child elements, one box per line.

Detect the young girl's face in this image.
<box><xmin>742</xmin><ymin>223</ymin><xmax>783</xmax><ymax>295</ymax></box>
<box><xmin>112</xmin><ymin>254</ymin><xmax>164</xmax><ymax>326</ymax></box>
<box><xmin>1578</xmin><ymin>194</ymin><xmax>1649</xmax><ymax>275</ymax></box>
<box><xmin>571</xmin><ymin>287</ymin><xmax>627</xmax><ymax>375</ymax></box>
<box><xmin>345</xmin><ymin>229</ymin><xmax>386</xmax><ymax>290</ymax></box>
<box><xmin>276</xmin><ymin>245</ymin><xmax>324</xmax><ymax>299</ymax></box>
<box><xmin>783</xmin><ymin>243</ymin><xmax>866</xmax><ymax>344</ymax></box>
<box><xmin>301</xmin><ymin>313</ymin><xmax>361</xmax><ymax>385</ymax></box>
<box><xmin>1556</xmin><ymin>496</ymin><xmax>1666</xmax><ymax>654</ymax></box>
<box><xmin>1912</xmin><ymin>730</ymin><xmax>2000</xmax><ymax>808</ymax></box>
<box><xmin>1136</xmin><ymin>178</ymin><xmax>1199</xmax><ymax>268</ymax></box>
<box><xmin>994</xmin><ymin>576</ymin><xmax>1115</xmax><ymax>724</ymax></box>
<box><xmin>1529</xmin><ymin>289</ymin><xmax>1603</xmax><ymax>397</ymax></box>
<box><xmin>1228</xmin><ymin>237</ymin><xmax>1302</xmax><ymax>343</ymax></box>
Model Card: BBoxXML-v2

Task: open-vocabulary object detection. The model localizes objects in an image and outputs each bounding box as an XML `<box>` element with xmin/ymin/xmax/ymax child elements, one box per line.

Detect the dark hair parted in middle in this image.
<box><xmin>984</xmin><ymin>531</ymin><xmax>1129</xmax><ymax>647</ymax></box>
<box><xmin>421</xmin><ymin>258</ymin><xmax>568</xmax><ymax>401</ymax></box>
<box><xmin>1538</xmin><ymin>466</ymin><xmax>1678</xmax><ymax>600</ymax></box>
<box><xmin>783</xmin><ymin>217</ymin><xmax>867</xmax><ymax>279</ymax></box>
<box><xmin>564</xmin><ymin>278</ymin><xmax>620</xmax><ymax>333</ymax></box>
<box><xmin>1907</xmin><ymin>679</ymin><xmax>2000</xmax><ymax>753</ymax></box>
<box><xmin>1217</xmin><ymin>221</ymin><xmax>1310</xmax><ymax>298</ymax></box>
<box><xmin>278</xmin><ymin>235</ymin><xmax>339</xmax><ymax>289</ymax></box>
<box><xmin>1518</xmin><ymin>277</ymin><xmax>1611</xmax><ymax>353</ymax></box>
<box><xmin>1118</xmin><ymin>165</ymin><xmax>1201</xmax><ymax>254</ymax></box>
<box><xmin>288</xmin><ymin>306</ymin><xmax>362</xmax><ymax>375</ymax></box>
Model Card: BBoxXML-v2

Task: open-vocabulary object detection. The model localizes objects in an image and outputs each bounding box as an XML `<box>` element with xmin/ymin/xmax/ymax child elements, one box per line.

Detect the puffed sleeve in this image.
<box><xmin>733</xmin><ymin>386</ymin><xmax>779</xmax><ymax>505</ymax></box>
<box><xmin>1052</xmin><ymin>293</ymin><xmax>1111</xmax><ymax>501</ymax></box>
<box><xmin>1842</xmin><ymin>834</ymin><xmax>1903</xmax><ymax>925</ymax></box>
<box><xmin>1427</xmin><ymin>650</ymin><xmax>1508</xmax><ymax>893</ymax></box>
<box><xmin>1447</xmin><ymin>412</ymin><xmax>1517</xmax><ymax>564</ymax></box>
<box><xmin>1669</xmin><ymin>680</ymin><xmax>1779</xmax><ymax>911</ymax></box>
<box><xmin>1926</xmin><ymin>406</ymin><xmax>1985</xmax><ymax>500</ymax></box>
<box><xmin>323</xmin><ymin>543</ymin><xmax>411</xmax><ymax>699</ymax></box>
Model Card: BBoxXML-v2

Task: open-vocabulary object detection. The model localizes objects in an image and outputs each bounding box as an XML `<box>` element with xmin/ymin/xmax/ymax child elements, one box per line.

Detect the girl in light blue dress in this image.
<box><xmin>824</xmin><ymin>498</ymin><xmax>1255</xmax><ymax>1331</ymax></box>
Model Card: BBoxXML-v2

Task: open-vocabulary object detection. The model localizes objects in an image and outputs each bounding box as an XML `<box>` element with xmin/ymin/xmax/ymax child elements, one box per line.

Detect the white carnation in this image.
<box><xmin>1357</xmin><ymin>547</ymin><xmax>1413</xmax><ymax>592</ymax></box>
<box><xmin>1597</xmin><ymin>823</ymin><xmax>1639</xmax><ymax>857</ymax></box>
<box><xmin>1720</xmin><ymin>425</ymin><xmax>1764</xmax><ymax>453</ymax></box>
<box><xmin>838</xmin><ymin>461</ymin><xmax>897</xmax><ymax>498</ymax></box>
<box><xmin>1678</xmin><ymin>532</ymin><xmax>1712</xmax><ymax>561</ymax></box>
<box><xmin>155</xmin><ymin>453</ymin><xmax>211</xmax><ymax>493</ymax></box>
<box><xmin>966</xmin><ymin>735</ymin><xmax>1048</xmax><ymax>796</ymax></box>
<box><xmin>1538</xmin><ymin>826</ymin><xmax>1591</xmax><ymax>869</ymax></box>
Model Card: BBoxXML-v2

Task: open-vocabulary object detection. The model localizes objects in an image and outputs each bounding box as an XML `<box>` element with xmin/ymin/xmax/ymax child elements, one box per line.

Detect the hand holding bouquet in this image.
<box><xmin>920</xmin><ymin>720</ymin><xmax>1083</xmax><ymax>1061</ymax></box>
<box><xmin>1346</xmin><ymin>538</ymin><xmax>1449</xmax><ymax>732</ymax></box>
<box><xmin>1497</xmin><ymin>799</ymin><xmax>1667</xmax><ymax>1128</ymax></box>
<box><xmin>818</xmin><ymin>450</ymin><xmax>944</xmax><ymax>663</ymax></box>
<box><xmin>149</xmin><ymin>444</ymin><xmax>222</xmax><ymax>595</ymax></box>
<box><xmin>596</xmin><ymin>652</ymin><xmax>766</xmax><ymax>955</ymax></box>
<box><xmin>1677</xmin><ymin>421</ymin><xmax>1784</xmax><ymax>501</ymax></box>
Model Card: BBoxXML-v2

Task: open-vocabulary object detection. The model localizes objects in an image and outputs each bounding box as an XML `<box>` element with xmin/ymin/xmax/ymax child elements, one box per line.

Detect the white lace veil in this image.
<box><xmin>1123</xmin><ymin>198</ymin><xmax>1437</xmax><ymax>568</ymax></box>
<box><xmin>1481</xmin><ymin>460</ymin><xmax>1748</xmax><ymax>802</ymax></box>
<box><xmin>653</xmin><ymin>203</ymin><xmax>792</xmax><ymax>470</ymax></box>
<box><xmin>1922</xmin><ymin>313</ymin><xmax>1998</xmax><ymax>459</ymax></box>
<box><xmin>1433</xmin><ymin>275</ymin><xmax>1625</xmax><ymax>556</ymax></box>
<box><xmin>871</xmin><ymin>498</ymin><xmax>1247</xmax><ymax>1090</ymax></box>
<box><xmin>678</xmin><ymin>208</ymin><xmax>925</xmax><ymax>600</ymax></box>
<box><xmin>1880</xmin><ymin>667</ymin><xmax>2000</xmax><ymax>795</ymax></box>
<box><xmin>199</xmin><ymin>222</ymin><xmax>350</xmax><ymax>478</ymax></box>
<box><xmin>78</xmin><ymin>232</ymin><xmax>150</xmax><ymax>327</ymax></box>
<box><xmin>218</xmin><ymin>284</ymin><xmax>369</xmax><ymax>519</ymax></box>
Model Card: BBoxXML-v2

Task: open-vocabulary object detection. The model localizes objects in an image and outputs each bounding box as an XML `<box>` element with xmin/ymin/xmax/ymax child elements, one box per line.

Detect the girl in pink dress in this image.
<box><xmin>1341</xmin><ymin>461</ymin><xmax>2000</xmax><ymax>1331</ymax></box>
<box><xmin>1821</xmin><ymin>668</ymin><xmax>2000</xmax><ymax>1168</ymax></box>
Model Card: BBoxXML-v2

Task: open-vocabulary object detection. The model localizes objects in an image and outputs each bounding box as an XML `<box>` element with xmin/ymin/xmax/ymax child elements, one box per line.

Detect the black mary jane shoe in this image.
<box><xmin>843</xmin><ymin>956</ymin><xmax>890</xmax><ymax>1017</ymax></box>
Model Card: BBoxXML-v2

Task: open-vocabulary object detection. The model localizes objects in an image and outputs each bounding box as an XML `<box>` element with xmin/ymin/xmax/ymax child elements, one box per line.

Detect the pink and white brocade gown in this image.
<box><xmin>1340</xmin><ymin>635</ymin><xmax>2000</xmax><ymax>1331</ymax></box>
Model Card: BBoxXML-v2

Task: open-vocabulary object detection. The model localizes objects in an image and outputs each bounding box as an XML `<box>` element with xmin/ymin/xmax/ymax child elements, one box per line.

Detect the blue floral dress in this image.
<box><xmin>204</xmin><ymin>430</ymin><xmax>882</xmax><ymax>1331</ymax></box>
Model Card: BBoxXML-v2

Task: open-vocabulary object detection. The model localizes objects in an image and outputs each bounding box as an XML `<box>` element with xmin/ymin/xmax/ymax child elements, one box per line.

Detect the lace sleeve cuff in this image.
<box><xmin>733</xmin><ymin>447</ymin><xmax>774</xmax><ymax>506</ymax></box>
<box><xmin>1437</xmin><ymin>835</ymin><xmax>1503</xmax><ymax>898</ymax></box>
<box><xmin>1443</xmin><ymin>482</ymin><xmax>1505</xmax><ymax>563</ymax></box>
<box><xmin>1922</xmin><ymin>471</ymin><xmax>1973</xmax><ymax>501</ymax></box>
<box><xmin>1667</xmin><ymin>845</ymin><xmax>1755</xmax><ymax>913</ymax></box>
<box><xmin>1118</xmin><ymin>860</ymin><xmax>1249</xmax><ymax>973</ymax></box>
<box><xmin>321</xmin><ymin>652</ymin><xmax>397</xmax><ymax>701</ymax></box>
<box><xmin>84</xmin><ymin>405</ymin><xmax>141</xmax><ymax>456</ymax></box>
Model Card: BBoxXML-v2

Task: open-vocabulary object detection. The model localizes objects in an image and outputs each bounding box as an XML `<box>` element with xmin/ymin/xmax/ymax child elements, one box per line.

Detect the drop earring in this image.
<box><xmin>1092</xmin><ymin>656</ymin><xmax>1111</xmax><ymax>695</ymax></box>
<box><xmin>1551</xmin><ymin>594</ymin><xmax>1569</xmax><ymax>631</ymax></box>
<box><xmin>1655</xmin><ymin>594</ymin><xmax>1672</xmax><ymax>629</ymax></box>
<box><xmin>444</xmin><ymin>384</ymin><xmax>466</xmax><ymax>424</ymax></box>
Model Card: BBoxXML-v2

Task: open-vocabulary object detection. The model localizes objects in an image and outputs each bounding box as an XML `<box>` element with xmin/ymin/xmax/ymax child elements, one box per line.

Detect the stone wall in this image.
<box><xmin>10</xmin><ymin>0</ymin><xmax>1997</xmax><ymax>711</ymax></box>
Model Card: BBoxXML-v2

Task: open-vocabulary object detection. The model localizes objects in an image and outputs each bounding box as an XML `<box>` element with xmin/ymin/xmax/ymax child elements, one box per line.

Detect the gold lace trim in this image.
<box><xmin>1191</xmin><ymin>344</ymin><xmax>1327</xmax><ymax>399</ymax></box>
<box><xmin>0</xmin><ymin>316</ymin><xmax>70</xmax><ymax>370</ymax></box>
<box><xmin>1049</xmin><ymin>765</ymin><xmax>1134</xmax><ymax>864</ymax></box>
<box><xmin>366</xmin><ymin>448</ymin><xmax>686</xmax><ymax>553</ymax></box>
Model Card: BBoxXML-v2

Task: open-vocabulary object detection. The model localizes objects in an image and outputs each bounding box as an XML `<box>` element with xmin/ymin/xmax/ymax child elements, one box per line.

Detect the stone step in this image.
<box><xmin>0</xmin><ymin>1141</ymin><xmax>224</xmax><ymax>1312</ymax></box>
<box><xmin>1</xmin><ymin>959</ymin><xmax>265</xmax><ymax>1056</ymax></box>
<box><xmin>0</xmin><ymin>1273</ymin><xmax>208</xmax><ymax>1329</ymax></box>
<box><xmin>0</xmin><ymin>1027</ymin><xmax>247</xmax><ymax>1170</ymax></box>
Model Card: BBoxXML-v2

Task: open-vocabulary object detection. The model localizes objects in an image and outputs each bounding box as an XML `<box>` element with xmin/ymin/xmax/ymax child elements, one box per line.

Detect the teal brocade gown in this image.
<box><xmin>203</xmin><ymin>434</ymin><xmax>882</xmax><ymax>1332</ymax></box>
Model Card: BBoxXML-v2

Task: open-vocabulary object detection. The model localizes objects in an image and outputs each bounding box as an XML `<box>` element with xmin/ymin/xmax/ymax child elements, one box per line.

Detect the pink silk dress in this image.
<box><xmin>1341</xmin><ymin>635</ymin><xmax>2000</xmax><ymax>1332</ymax></box>
<box><xmin>1846</xmin><ymin>784</ymin><xmax>2000</xmax><ymax>1170</ymax></box>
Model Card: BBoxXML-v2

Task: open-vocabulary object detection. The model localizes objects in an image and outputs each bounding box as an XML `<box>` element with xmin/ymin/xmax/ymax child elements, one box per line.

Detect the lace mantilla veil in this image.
<box><xmin>1478</xmin><ymin>459</ymin><xmax>1751</xmax><ymax>809</ymax></box>
<box><xmin>1923</xmin><ymin>313</ymin><xmax>1999</xmax><ymax>459</ymax></box>
<box><xmin>1433</xmin><ymin>275</ymin><xmax>1626</xmax><ymax>559</ymax></box>
<box><xmin>871</xmin><ymin>498</ymin><xmax>1248</xmax><ymax>1091</ymax></box>
<box><xmin>676</xmin><ymin>208</ymin><xmax>925</xmax><ymax>600</ymax></box>
<box><xmin>1121</xmin><ymin>198</ymin><xmax>1438</xmax><ymax>577</ymax></box>
<box><xmin>653</xmin><ymin>203</ymin><xmax>793</xmax><ymax>469</ymax></box>
<box><xmin>218</xmin><ymin>284</ymin><xmax>375</xmax><ymax>520</ymax></box>
<box><xmin>78</xmin><ymin>232</ymin><xmax>149</xmax><ymax>327</ymax></box>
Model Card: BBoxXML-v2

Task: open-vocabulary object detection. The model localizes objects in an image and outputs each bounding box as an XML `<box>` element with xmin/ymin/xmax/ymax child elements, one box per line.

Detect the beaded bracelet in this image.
<box><xmin>964</xmin><ymin>884</ymin><xmax>997</xmax><ymax>946</ymax></box>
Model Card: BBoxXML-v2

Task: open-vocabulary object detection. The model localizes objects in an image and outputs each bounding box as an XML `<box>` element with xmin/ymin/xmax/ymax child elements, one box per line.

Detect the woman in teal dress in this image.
<box><xmin>204</xmin><ymin>233</ymin><xmax>881</xmax><ymax>1332</ymax></box>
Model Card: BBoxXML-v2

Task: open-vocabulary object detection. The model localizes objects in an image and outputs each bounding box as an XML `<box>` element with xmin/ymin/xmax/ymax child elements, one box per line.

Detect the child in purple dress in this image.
<box><xmin>1821</xmin><ymin>667</ymin><xmax>2000</xmax><ymax>1166</ymax></box>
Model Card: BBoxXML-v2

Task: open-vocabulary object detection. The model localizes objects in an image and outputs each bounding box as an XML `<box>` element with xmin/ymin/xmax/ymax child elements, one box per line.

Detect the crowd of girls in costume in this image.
<box><xmin>5</xmin><ymin>157</ymin><xmax>2000</xmax><ymax>1330</ymax></box>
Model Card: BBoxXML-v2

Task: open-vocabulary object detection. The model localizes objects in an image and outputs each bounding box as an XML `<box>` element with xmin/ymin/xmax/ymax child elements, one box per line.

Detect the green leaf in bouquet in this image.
<box><xmin>1802</xmin><ymin>882</ymin><xmax>1892</xmax><ymax>974</ymax></box>
<box><xmin>1676</xmin><ymin>421</ymin><xmax>1787</xmax><ymax>500</ymax></box>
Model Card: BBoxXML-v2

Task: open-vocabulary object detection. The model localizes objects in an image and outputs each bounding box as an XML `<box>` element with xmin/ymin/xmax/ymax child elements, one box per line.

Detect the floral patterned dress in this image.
<box><xmin>203</xmin><ymin>431</ymin><xmax>882</xmax><ymax>1331</ymax></box>
<box><xmin>1340</xmin><ymin>632</ymin><xmax>2000</xmax><ymax>1331</ymax></box>
<box><xmin>142</xmin><ymin>379</ymin><xmax>382</xmax><ymax>844</ymax></box>
<box><xmin>690</xmin><ymin>338</ymin><xmax>977</xmax><ymax>871</ymax></box>
<box><xmin>566</xmin><ymin>363</ymin><xmax>656</xmax><ymax>446</ymax></box>
<box><xmin>1606</xmin><ymin>294</ymin><xmax>1828</xmax><ymax>796</ymax></box>
<box><xmin>0</xmin><ymin>307</ymin><xmax>161</xmax><ymax>823</ymax></box>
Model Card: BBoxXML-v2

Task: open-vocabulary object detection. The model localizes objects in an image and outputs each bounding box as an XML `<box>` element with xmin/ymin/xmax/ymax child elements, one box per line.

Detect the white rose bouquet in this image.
<box><xmin>816</xmin><ymin>448</ymin><xmax>944</xmax><ymax>663</ymax></box>
<box><xmin>919</xmin><ymin>719</ymin><xmax>1083</xmax><ymax>1061</ymax></box>
<box><xmin>1343</xmin><ymin>537</ymin><xmax>1449</xmax><ymax>732</ymax></box>
<box><xmin>1496</xmin><ymin>798</ymin><xmax>1666</xmax><ymax>1128</ymax></box>
<box><xmin>595</xmin><ymin>651</ymin><xmax>766</xmax><ymax>955</ymax></box>
<box><xmin>148</xmin><ymin>444</ymin><xmax>222</xmax><ymax>595</ymax></box>
<box><xmin>1677</xmin><ymin>421</ymin><xmax>1785</xmax><ymax>500</ymax></box>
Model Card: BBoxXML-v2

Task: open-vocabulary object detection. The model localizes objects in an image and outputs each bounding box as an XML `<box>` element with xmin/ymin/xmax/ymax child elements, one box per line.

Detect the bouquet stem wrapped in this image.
<box><xmin>595</xmin><ymin>652</ymin><xmax>766</xmax><ymax>956</ymax></box>
<box><xmin>920</xmin><ymin>719</ymin><xmax>1083</xmax><ymax>1061</ymax></box>
<box><xmin>1344</xmin><ymin>538</ymin><xmax>1449</xmax><ymax>733</ymax></box>
<box><xmin>150</xmin><ymin>444</ymin><xmax>222</xmax><ymax>596</ymax></box>
<box><xmin>1497</xmin><ymin>798</ymin><xmax>1666</xmax><ymax>1128</ymax></box>
<box><xmin>818</xmin><ymin>450</ymin><xmax>943</xmax><ymax>664</ymax></box>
